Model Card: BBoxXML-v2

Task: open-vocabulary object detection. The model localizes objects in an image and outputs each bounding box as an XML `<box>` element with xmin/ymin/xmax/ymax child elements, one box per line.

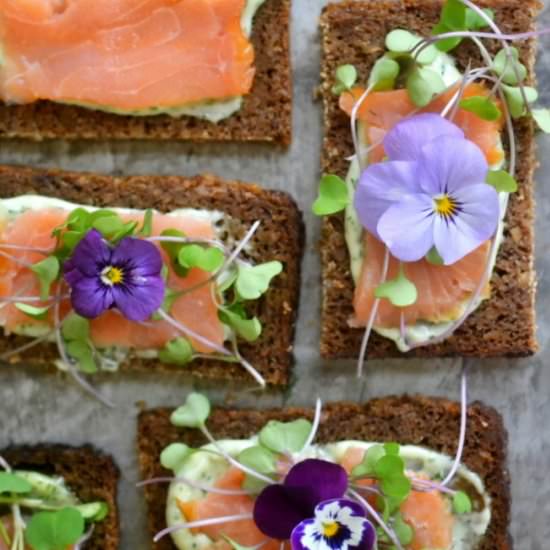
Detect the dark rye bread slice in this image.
<box><xmin>319</xmin><ymin>0</ymin><xmax>540</xmax><ymax>359</ymax></box>
<box><xmin>137</xmin><ymin>396</ymin><xmax>511</xmax><ymax>550</ymax></box>
<box><xmin>0</xmin><ymin>0</ymin><xmax>291</xmax><ymax>145</ymax></box>
<box><xmin>0</xmin><ymin>445</ymin><xmax>119</xmax><ymax>549</ymax></box>
<box><xmin>0</xmin><ymin>164</ymin><xmax>304</xmax><ymax>386</ymax></box>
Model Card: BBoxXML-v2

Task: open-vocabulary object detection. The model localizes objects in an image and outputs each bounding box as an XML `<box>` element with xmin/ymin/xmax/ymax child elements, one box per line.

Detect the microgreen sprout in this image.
<box><xmin>0</xmin><ymin>204</ymin><xmax>281</xmax><ymax>400</ymax></box>
<box><xmin>0</xmin><ymin>456</ymin><xmax>108</xmax><ymax>550</ymax></box>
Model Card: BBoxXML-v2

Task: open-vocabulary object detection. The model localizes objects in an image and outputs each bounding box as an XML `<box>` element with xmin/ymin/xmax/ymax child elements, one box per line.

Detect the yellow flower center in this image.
<box><xmin>322</xmin><ymin>522</ymin><xmax>340</xmax><ymax>538</ymax></box>
<box><xmin>433</xmin><ymin>194</ymin><xmax>457</xmax><ymax>218</ymax></box>
<box><xmin>101</xmin><ymin>266</ymin><xmax>124</xmax><ymax>286</ymax></box>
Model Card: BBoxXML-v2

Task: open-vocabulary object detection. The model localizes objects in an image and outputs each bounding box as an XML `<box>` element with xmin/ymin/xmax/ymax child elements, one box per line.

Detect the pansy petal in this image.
<box><xmin>377</xmin><ymin>195</ymin><xmax>435</xmax><ymax>262</ymax></box>
<box><xmin>290</xmin><ymin>517</ymin><xmax>315</xmax><ymax>550</ymax></box>
<box><xmin>111</xmin><ymin>237</ymin><xmax>164</xmax><ymax>276</ymax></box>
<box><xmin>419</xmin><ymin>136</ymin><xmax>489</xmax><ymax>195</ymax></box>
<box><xmin>384</xmin><ymin>113</ymin><xmax>464</xmax><ymax>161</ymax></box>
<box><xmin>434</xmin><ymin>184</ymin><xmax>500</xmax><ymax>265</ymax></box>
<box><xmin>70</xmin><ymin>276</ymin><xmax>114</xmax><ymax>319</ymax></box>
<box><xmin>355</xmin><ymin>160</ymin><xmax>421</xmax><ymax>238</ymax></box>
<box><xmin>112</xmin><ymin>274</ymin><xmax>165</xmax><ymax>322</ymax></box>
<box><xmin>67</xmin><ymin>229</ymin><xmax>111</xmax><ymax>277</ymax></box>
<box><xmin>284</xmin><ymin>459</ymin><xmax>348</xmax><ymax>513</ymax></box>
<box><xmin>254</xmin><ymin>484</ymin><xmax>309</xmax><ymax>540</ymax></box>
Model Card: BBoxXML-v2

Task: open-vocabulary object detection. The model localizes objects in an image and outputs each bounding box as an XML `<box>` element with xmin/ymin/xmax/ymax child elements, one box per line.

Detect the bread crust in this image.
<box><xmin>137</xmin><ymin>396</ymin><xmax>511</xmax><ymax>550</ymax></box>
<box><xmin>0</xmin><ymin>0</ymin><xmax>292</xmax><ymax>145</ymax></box>
<box><xmin>0</xmin><ymin>165</ymin><xmax>304</xmax><ymax>385</ymax></box>
<box><xmin>319</xmin><ymin>0</ymin><xmax>540</xmax><ymax>359</ymax></box>
<box><xmin>0</xmin><ymin>444</ymin><xmax>120</xmax><ymax>550</ymax></box>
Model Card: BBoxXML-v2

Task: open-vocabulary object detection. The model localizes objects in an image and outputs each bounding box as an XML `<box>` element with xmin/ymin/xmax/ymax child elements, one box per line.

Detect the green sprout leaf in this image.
<box><xmin>385</xmin><ymin>30</ymin><xmax>438</xmax><ymax>65</ymax></box>
<box><xmin>25</xmin><ymin>507</ymin><xmax>85</xmax><ymax>550</ymax></box>
<box><xmin>235</xmin><ymin>261</ymin><xmax>283</xmax><ymax>301</ymax></box>
<box><xmin>369</xmin><ymin>56</ymin><xmax>400</xmax><ymax>91</ymax></box>
<box><xmin>351</xmin><ymin>445</ymin><xmax>386</xmax><ymax>478</ymax></box>
<box><xmin>532</xmin><ymin>108</ymin><xmax>550</xmax><ymax>133</ymax></box>
<box><xmin>332</xmin><ymin>64</ymin><xmax>358</xmax><ymax>95</ymax></box>
<box><xmin>393</xmin><ymin>512</ymin><xmax>414</xmax><ymax>545</ymax></box>
<box><xmin>14</xmin><ymin>303</ymin><xmax>50</xmax><ymax>321</ymax></box>
<box><xmin>160</xmin><ymin>229</ymin><xmax>186</xmax><ymax>260</ymax></box>
<box><xmin>219</xmin><ymin>305</ymin><xmax>262</xmax><ymax>343</ymax></box>
<box><xmin>66</xmin><ymin>340</ymin><xmax>97</xmax><ymax>374</ymax></box>
<box><xmin>493</xmin><ymin>48</ymin><xmax>527</xmax><ymax>85</ymax></box>
<box><xmin>138</xmin><ymin>209</ymin><xmax>154</xmax><ymax>237</ymax></box>
<box><xmin>432</xmin><ymin>21</ymin><xmax>462</xmax><ymax>53</ymax></box>
<box><xmin>406</xmin><ymin>66</ymin><xmax>446</xmax><ymax>107</ymax></box>
<box><xmin>61</xmin><ymin>314</ymin><xmax>90</xmax><ymax>342</ymax></box>
<box><xmin>160</xmin><ymin>443</ymin><xmax>194</xmax><ymax>472</ymax></box>
<box><xmin>384</xmin><ymin>442</ymin><xmax>400</xmax><ymax>456</ymax></box>
<box><xmin>170</xmin><ymin>393</ymin><xmax>211</xmax><ymax>428</ymax></box>
<box><xmin>441</xmin><ymin>0</ymin><xmax>466</xmax><ymax>30</ymax></box>
<box><xmin>159</xmin><ymin>337</ymin><xmax>193</xmax><ymax>366</ymax></box>
<box><xmin>465</xmin><ymin>7</ymin><xmax>494</xmax><ymax>29</ymax></box>
<box><xmin>0</xmin><ymin>472</ymin><xmax>32</xmax><ymax>494</ymax></box>
<box><xmin>459</xmin><ymin>96</ymin><xmax>502</xmax><ymax>121</ymax></box>
<box><xmin>486</xmin><ymin>170</ymin><xmax>518</xmax><ymax>193</ymax></box>
<box><xmin>259</xmin><ymin>419</ymin><xmax>312</xmax><ymax>454</ymax></box>
<box><xmin>76</xmin><ymin>501</ymin><xmax>108</xmax><ymax>522</ymax></box>
<box><xmin>178</xmin><ymin>245</ymin><xmax>224</xmax><ymax>273</ymax></box>
<box><xmin>426</xmin><ymin>247</ymin><xmax>444</xmax><ymax>265</ymax></box>
<box><xmin>453</xmin><ymin>490</ymin><xmax>473</xmax><ymax>514</ymax></box>
<box><xmin>31</xmin><ymin>257</ymin><xmax>60</xmax><ymax>301</ymax></box>
<box><xmin>238</xmin><ymin>446</ymin><xmax>277</xmax><ymax>492</ymax></box>
<box><xmin>66</xmin><ymin>208</ymin><xmax>91</xmax><ymax>232</ymax></box>
<box><xmin>312</xmin><ymin>174</ymin><xmax>350</xmax><ymax>216</ymax></box>
<box><xmin>375</xmin><ymin>266</ymin><xmax>418</xmax><ymax>307</ymax></box>
<box><xmin>502</xmin><ymin>85</ymin><xmax>538</xmax><ymax>118</ymax></box>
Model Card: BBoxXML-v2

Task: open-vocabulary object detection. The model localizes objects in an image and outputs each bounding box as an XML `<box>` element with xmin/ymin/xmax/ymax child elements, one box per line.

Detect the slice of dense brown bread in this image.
<box><xmin>0</xmin><ymin>164</ymin><xmax>304</xmax><ymax>385</ymax></box>
<box><xmin>0</xmin><ymin>0</ymin><xmax>291</xmax><ymax>144</ymax></box>
<box><xmin>137</xmin><ymin>397</ymin><xmax>510</xmax><ymax>549</ymax></box>
<box><xmin>319</xmin><ymin>0</ymin><xmax>539</xmax><ymax>359</ymax></box>
<box><xmin>0</xmin><ymin>445</ymin><xmax>119</xmax><ymax>549</ymax></box>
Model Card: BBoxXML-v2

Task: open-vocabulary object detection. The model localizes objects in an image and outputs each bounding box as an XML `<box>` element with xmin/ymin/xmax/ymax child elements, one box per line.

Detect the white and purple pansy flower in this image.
<box><xmin>354</xmin><ymin>113</ymin><xmax>500</xmax><ymax>266</ymax></box>
<box><xmin>253</xmin><ymin>459</ymin><xmax>349</xmax><ymax>540</ymax></box>
<box><xmin>291</xmin><ymin>499</ymin><xmax>376</xmax><ymax>550</ymax></box>
<box><xmin>64</xmin><ymin>228</ymin><xmax>165</xmax><ymax>321</ymax></box>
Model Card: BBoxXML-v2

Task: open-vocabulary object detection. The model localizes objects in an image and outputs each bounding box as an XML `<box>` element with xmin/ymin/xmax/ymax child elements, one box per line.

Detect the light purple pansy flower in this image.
<box><xmin>291</xmin><ymin>499</ymin><xmax>376</xmax><ymax>550</ymax></box>
<box><xmin>253</xmin><ymin>459</ymin><xmax>349</xmax><ymax>540</ymax></box>
<box><xmin>64</xmin><ymin>229</ymin><xmax>165</xmax><ymax>321</ymax></box>
<box><xmin>354</xmin><ymin>113</ymin><xmax>500</xmax><ymax>265</ymax></box>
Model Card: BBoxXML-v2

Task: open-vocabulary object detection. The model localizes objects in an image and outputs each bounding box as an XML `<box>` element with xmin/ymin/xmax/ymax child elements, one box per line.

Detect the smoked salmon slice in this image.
<box><xmin>177</xmin><ymin>467</ymin><xmax>284</xmax><ymax>550</ymax></box>
<box><xmin>340</xmin><ymin>447</ymin><xmax>454</xmax><ymax>550</ymax></box>
<box><xmin>0</xmin><ymin>207</ymin><xmax>224</xmax><ymax>354</ymax></box>
<box><xmin>0</xmin><ymin>0</ymin><xmax>256</xmax><ymax>110</ymax></box>
<box><xmin>340</xmin><ymin>83</ymin><xmax>502</xmax><ymax>329</ymax></box>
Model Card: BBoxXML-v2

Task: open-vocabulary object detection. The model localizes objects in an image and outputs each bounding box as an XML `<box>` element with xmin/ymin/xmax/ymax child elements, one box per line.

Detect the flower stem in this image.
<box><xmin>153</xmin><ymin>513</ymin><xmax>253</xmax><ymax>542</ymax></box>
<box><xmin>356</xmin><ymin>246</ymin><xmax>390</xmax><ymax>378</ymax></box>
<box><xmin>300</xmin><ymin>398</ymin><xmax>322</xmax><ymax>453</ymax></box>
<box><xmin>351</xmin><ymin>84</ymin><xmax>376</xmax><ymax>170</ymax></box>
<box><xmin>229</xmin><ymin>335</ymin><xmax>266</xmax><ymax>388</ymax></box>
<box><xmin>348</xmin><ymin>488</ymin><xmax>403</xmax><ymax>550</ymax></box>
<box><xmin>200</xmin><ymin>424</ymin><xmax>273</xmax><ymax>484</ymax></box>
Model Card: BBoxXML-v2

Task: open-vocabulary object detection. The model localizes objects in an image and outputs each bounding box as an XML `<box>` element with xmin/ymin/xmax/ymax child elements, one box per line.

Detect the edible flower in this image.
<box><xmin>354</xmin><ymin>113</ymin><xmax>500</xmax><ymax>265</ymax></box>
<box><xmin>253</xmin><ymin>459</ymin><xmax>348</xmax><ymax>540</ymax></box>
<box><xmin>291</xmin><ymin>499</ymin><xmax>376</xmax><ymax>550</ymax></box>
<box><xmin>64</xmin><ymin>229</ymin><xmax>164</xmax><ymax>321</ymax></box>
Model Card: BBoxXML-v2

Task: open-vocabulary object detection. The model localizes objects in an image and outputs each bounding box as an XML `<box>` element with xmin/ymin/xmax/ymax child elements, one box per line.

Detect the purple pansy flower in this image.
<box><xmin>291</xmin><ymin>499</ymin><xmax>376</xmax><ymax>550</ymax></box>
<box><xmin>253</xmin><ymin>459</ymin><xmax>348</xmax><ymax>540</ymax></box>
<box><xmin>64</xmin><ymin>229</ymin><xmax>165</xmax><ymax>321</ymax></box>
<box><xmin>354</xmin><ymin>113</ymin><xmax>500</xmax><ymax>265</ymax></box>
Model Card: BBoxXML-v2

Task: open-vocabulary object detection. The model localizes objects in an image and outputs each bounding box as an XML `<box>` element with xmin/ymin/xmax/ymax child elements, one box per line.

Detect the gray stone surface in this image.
<box><xmin>0</xmin><ymin>1</ymin><xmax>549</xmax><ymax>547</ymax></box>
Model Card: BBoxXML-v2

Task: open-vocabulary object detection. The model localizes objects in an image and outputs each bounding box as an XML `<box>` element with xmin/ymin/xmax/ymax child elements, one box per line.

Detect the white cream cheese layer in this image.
<box><xmin>166</xmin><ymin>439</ymin><xmax>491</xmax><ymax>550</ymax></box>
<box><xmin>345</xmin><ymin>53</ymin><xmax>508</xmax><ymax>351</ymax></box>
<box><xmin>35</xmin><ymin>0</ymin><xmax>266</xmax><ymax>123</ymax></box>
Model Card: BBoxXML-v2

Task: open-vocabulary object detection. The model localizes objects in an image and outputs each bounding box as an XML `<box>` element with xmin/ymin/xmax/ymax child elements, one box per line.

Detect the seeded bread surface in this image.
<box><xmin>0</xmin><ymin>0</ymin><xmax>292</xmax><ymax>145</ymax></box>
<box><xmin>0</xmin><ymin>445</ymin><xmax>119</xmax><ymax>550</ymax></box>
<box><xmin>0</xmin><ymin>164</ymin><xmax>304</xmax><ymax>386</ymax></box>
<box><xmin>137</xmin><ymin>396</ymin><xmax>511</xmax><ymax>550</ymax></box>
<box><xmin>319</xmin><ymin>0</ymin><xmax>540</xmax><ymax>358</ymax></box>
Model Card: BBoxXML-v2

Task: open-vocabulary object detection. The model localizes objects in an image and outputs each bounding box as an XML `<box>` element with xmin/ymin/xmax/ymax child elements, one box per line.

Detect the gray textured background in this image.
<box><xmin>0</xmin><ymin>1</ymin><xmax>549</xmax><ymax>548</ymax></box>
